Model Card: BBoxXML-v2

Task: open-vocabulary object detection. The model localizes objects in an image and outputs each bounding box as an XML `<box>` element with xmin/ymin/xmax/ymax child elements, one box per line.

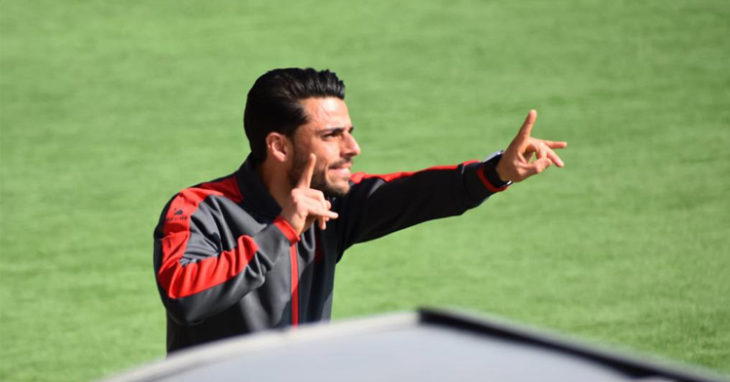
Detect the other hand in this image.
<box><xmin>279</xmin><ymin>154</ymin><xmax>339</xmax><ymax>234</ymax></box>
<box><xmin>495</xmin><ymin>110</ymin><xmax>567</xmax><ymax>183</ymax></box>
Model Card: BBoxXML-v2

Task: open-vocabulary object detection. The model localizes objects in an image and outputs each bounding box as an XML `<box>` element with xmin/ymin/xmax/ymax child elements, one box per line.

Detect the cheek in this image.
<box><xmin>317</xmin><ymin>143</ymin><xmax>340</xmax><ymax>162</ymax></box>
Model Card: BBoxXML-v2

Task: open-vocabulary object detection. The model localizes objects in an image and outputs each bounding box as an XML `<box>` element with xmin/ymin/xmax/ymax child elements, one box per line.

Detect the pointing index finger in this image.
<box><xmin>516</xmin><ymin>109</ymin><xmax>538</xmax><ymax>143</ymax></box>
<box><xmin>298</xmin><ymin>153</ymin><xmax>316</xmax><ymax>188</ymax></box>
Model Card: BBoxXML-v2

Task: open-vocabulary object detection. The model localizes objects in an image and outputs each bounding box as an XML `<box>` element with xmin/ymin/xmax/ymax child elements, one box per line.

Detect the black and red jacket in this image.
<box><xmin>153</xmin><ymin>154</ymin><xmax>508</xmax><ymax>353</ymax></box>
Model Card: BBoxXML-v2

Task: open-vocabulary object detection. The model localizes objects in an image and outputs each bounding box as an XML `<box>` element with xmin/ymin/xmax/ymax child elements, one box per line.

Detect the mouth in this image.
<box><xmin>329</xmin><ymin>160</ymin><xmax>353</xmax><ymax>177</ymax></box>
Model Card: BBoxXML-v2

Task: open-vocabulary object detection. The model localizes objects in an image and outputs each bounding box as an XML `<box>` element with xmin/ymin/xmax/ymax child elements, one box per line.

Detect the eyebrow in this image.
<box><xmin>317</xmin><ymin>126</ymin><xmax>355</xmax><ymax>135</ymax></box>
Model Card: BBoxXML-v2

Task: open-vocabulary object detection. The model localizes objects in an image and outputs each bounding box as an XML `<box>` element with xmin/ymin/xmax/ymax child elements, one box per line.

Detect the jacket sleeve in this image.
<box><xmin>332</xmin><ymin>157</ymin><xmax>508</xmax><ymax>254</ymax></box>
<box><xmin>153</xmin><ymin>197</ymin><xmax>298</xmax><ymax>325</ymax></box>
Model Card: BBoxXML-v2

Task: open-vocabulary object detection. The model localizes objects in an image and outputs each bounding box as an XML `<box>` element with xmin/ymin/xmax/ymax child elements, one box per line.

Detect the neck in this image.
<box><xmin>256</xmin><ymin>160</ymin><xmax>291</xmax><ymax>209</ymax></box>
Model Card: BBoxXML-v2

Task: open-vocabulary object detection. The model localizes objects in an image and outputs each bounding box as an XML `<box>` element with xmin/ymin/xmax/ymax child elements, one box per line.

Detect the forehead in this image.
<box><xmin>299</xmin><ymin>97</ymin><xmax>352</xmax><ymax>131</ymax></box>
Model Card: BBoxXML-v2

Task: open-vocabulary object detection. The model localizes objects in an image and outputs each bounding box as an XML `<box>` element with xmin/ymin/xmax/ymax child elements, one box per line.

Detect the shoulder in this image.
<box><xmin>349</xmin><ymin>171</ymin><xmax>416</xmax><ymax>185</ymax></box>
<box><xmin>161</xmin><ymin>174</ymin><xmax>243</xmax><ymax>227</ymax></box>
<box><xmin>176</xmin><ymin>175</ymin><xmax>242</xmax><ymax>206</ymax></box>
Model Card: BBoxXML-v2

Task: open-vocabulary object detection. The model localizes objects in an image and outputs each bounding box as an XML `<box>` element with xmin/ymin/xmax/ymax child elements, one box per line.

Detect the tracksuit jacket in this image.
<box><xmin>153</xmin><ymin>153</ymin><xmax>508</xmax><ymax>353</ymax></box>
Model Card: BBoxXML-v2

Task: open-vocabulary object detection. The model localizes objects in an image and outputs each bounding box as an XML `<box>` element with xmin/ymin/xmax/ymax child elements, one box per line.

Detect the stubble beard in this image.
<box><xmin>288</xmin><ymin>148</ymin><xmax>350</xmax><ymax>198</ymax></box>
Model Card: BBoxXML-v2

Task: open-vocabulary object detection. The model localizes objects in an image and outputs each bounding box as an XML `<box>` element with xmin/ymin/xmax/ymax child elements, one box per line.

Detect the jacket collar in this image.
<box><xmin>235</xmin><ymin>156</ymin><xmax>283</xmax><ymax>220</ymax></box>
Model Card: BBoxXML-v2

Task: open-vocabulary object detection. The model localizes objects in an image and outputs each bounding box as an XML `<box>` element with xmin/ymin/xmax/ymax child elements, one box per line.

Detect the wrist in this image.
<box><xmin>478</xmin><ymin>152</ymin><xmax>512</xmax><ymax>192</ymax></box>
<box><xmin>494</xmin><ymin>161</ymin><xmax>509</xmax><ymax>184</ymax></box>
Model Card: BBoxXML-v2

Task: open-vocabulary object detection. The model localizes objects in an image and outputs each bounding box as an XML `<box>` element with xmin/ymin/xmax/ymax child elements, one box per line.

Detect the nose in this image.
<box><xmin>343</xmin><ymin>131</ymin><xmax>361</xmax><ymax>157</ymax></box>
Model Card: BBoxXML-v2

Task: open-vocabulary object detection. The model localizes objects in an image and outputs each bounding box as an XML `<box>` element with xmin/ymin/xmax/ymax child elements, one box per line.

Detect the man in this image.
<box><xmin>153</xmin><ymin>68</ymin><xmax>566</xmax><ymax>353</ymax></box>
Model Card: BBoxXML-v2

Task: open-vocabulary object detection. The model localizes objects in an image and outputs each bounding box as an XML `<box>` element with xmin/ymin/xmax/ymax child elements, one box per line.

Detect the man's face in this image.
<box><xmin>288</xmin><ymin>97</ymin><xmax>361</xmax><ymax>197</ymax></box>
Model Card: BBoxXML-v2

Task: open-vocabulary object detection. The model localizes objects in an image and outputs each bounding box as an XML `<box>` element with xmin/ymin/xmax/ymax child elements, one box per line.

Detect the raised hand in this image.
<box><xmin>495</xmin><ymin>110</ymin><xmax>567</xmax><ymax>183</ymax></box>
<box><xmin>279</xmin><ymin>154</ymin><xmax>339</xmax><ymax>234</ymax></box>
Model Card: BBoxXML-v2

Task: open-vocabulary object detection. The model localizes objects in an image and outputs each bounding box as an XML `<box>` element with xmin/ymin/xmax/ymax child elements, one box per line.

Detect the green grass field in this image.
<box><xmin>1</xmin><ymin>1</ymin><xmax>729</xmax><ymax>380</ymax></box>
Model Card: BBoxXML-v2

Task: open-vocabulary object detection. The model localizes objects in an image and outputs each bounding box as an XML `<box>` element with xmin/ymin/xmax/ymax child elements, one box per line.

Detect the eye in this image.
<box><xmin>323</xmin><ymin>129</ymin><xmax>344</xmax><ymax>139</ymax></box>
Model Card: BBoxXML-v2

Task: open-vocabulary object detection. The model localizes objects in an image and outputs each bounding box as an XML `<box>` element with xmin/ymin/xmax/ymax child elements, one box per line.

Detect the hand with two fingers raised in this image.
<box><xmin>495</xmin><ymin>110</ymin><xmax>568</xmax><ymax>183</ymax></box>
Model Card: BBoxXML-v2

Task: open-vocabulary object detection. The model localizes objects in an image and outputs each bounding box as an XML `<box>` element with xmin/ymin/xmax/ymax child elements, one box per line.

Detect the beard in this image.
<box><xmin>288</xmin><ymin>148</ymin><xmax>351</xmax><ymax>198</ymax></box>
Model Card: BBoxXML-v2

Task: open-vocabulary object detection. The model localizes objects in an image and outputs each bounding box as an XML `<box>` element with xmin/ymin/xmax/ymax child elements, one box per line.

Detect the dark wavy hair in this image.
<box><xmin>243</xmin><ymin>68</ymin><xmax>345</xmax><ymax>165</ymax></box>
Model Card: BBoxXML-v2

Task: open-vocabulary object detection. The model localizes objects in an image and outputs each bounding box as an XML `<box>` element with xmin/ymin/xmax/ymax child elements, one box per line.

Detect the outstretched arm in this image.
<box><xmin>331</xmin><ymin>110</ymin><xmax>567</xmax><ymax>252</ymax></box>
<box><xmin>496</xmin><ymin>110</ymin><xmax>567</xmax><ymax>182</ymax></box>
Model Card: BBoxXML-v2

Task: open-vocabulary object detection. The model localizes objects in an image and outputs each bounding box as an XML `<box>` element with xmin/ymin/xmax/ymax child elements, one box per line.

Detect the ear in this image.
<box><xmin>265</xmin><ymin>132</ymin><xmax>293</xmax><ymax>163</ymax></box>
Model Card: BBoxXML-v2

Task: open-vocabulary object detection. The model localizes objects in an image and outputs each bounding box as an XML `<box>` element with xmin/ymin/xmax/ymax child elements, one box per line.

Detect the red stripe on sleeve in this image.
<box><xmin>350</xmin><ymin>160</ymin><xmax>479</xmax><ymax>184</ymax></box>
<box><xmin>476</xmin><ymin>166</ymin><xmax>509</xmax><ymax>193</ymax></box>
<box><xmin>157</xmin><ymin>176</ymin><xmax>255</xmax><ymax>299</ymax></box>
<box><xmin>159</xmin><ymin>234</ymin><xmax>259</xmax><ymax>299</ymax></box>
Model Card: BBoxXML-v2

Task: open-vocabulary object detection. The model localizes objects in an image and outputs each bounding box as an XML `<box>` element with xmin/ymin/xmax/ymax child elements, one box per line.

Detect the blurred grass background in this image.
<box><xmin>1</xmin><ymin>0</ymin><xmax>728</xmax><ymax>380</ymax></box>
